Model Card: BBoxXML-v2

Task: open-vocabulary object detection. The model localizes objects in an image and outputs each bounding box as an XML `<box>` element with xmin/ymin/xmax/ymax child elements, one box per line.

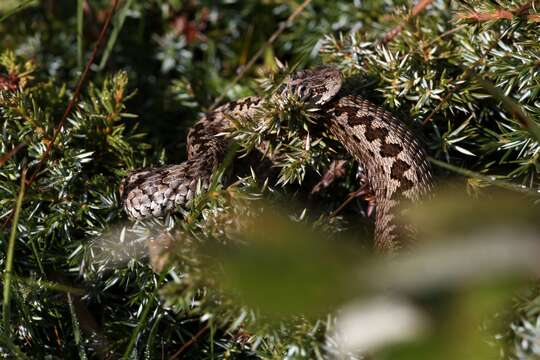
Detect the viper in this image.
<box><xmin>120</xmin><ymin>66</ymin><xmax>432</xmax><ymax>252</ymax></box>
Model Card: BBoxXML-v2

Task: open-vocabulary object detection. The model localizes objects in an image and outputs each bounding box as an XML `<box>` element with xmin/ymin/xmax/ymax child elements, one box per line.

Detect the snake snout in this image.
<box><xmin>279</xmin><ymin>65</ymin><xmax>343</xmax><ymax>107</ymax></box>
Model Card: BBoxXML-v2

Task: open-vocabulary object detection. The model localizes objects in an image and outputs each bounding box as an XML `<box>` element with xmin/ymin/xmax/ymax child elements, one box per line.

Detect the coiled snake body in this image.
<box><xmin>120</xmin><ymin>67</ymin><xmax>432</xmax><ymax>252</ymax></box>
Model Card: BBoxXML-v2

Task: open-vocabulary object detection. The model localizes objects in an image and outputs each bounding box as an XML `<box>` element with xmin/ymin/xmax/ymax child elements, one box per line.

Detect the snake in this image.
<box><xmin>120</xmin><ymin>66</ymin><xmax>432</xmax><ymax>252</ymax></box>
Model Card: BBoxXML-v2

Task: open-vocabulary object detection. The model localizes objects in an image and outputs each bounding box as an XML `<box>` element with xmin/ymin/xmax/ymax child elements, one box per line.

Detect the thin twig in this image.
<box><xmin>211</xmin><ymin>0</ymin><xmax>312</xmax><ymax>109</ymax></box>
<box><xmin>380</xmin><ymin>0</ymin><xmax>433</xmax><ymax>44</ymax></box>
<box><xmin>311</xmin><ymin>159</ymin><xmax>347</xmax><ymax>194</ymax></box>
<box><xmin>25</xmin><ymin>0</ymin><xmax>121</xmax><ymax>189</ymax></box>
<box><xmin>457</xmin><ymin>1</ymin><xmax>536</xmax><ymax>22</ymax></box>
<box><xmin>168</xmin><ymin>323</ymin><xmax>210</xmax><ymax>360</ymax></box>
<box><xmin>0</xmin><ymin>142</ymin><xmax>26</xmax><ymax>167</ymax></box>
<box><xmin>330</xmin><ymin>186</ymin><xmax>366</xmax><ymax>218</ymax></box>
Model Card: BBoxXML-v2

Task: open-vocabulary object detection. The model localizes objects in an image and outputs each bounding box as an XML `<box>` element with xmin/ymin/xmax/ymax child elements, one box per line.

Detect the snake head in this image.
<box><xmin>278</xmin><ymin>66</ymin><xmax>342</xmax><ymax>107</ymax></box>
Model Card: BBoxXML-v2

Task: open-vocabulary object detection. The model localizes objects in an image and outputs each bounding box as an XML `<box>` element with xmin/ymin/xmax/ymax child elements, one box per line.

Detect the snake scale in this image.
<box><xmin>120</xmin><ymin>67</ymin><xmax>432</xmax><ymax>252</ymax></box>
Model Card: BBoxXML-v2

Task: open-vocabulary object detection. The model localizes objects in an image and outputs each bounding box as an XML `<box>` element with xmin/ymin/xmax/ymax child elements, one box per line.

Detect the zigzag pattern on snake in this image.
<box><xmin>120</xmin><ymin>66</ymin><xmax>432</xmax><ymax>252</ymax></box>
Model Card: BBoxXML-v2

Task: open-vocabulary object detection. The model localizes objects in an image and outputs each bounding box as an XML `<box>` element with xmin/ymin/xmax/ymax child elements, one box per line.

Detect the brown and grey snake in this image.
<box><xmin>120</xmin><ymin>66</ymin><xmax>432</xmax><ymax>252</ymax></box>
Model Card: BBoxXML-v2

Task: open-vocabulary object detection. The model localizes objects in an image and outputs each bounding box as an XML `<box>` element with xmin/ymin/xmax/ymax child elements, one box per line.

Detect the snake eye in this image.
<box><xmin>310</xmin><ymin>93</ymin><xmax>323</xmax><ymax>105</ymax></box>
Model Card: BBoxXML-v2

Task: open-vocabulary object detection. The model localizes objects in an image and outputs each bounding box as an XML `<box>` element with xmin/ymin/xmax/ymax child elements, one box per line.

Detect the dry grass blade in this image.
<box><xmin>2</xmin><ymin>167</ymin><xmax>26</xmax><ymax>336</ymax></box>
<box><xmin>98</xmin><ymin>0</ymin><xmax>135</xmax><ymax>70</ymax></box>
<box><xmin>121</xmin><ymin>296</ymin><xmax>154</xmax><ymax>360</ymax></box>
<box><xmin>429</xmin><ymin>157</ymin><xmax>540</xmax><ymax>195</ymax></box>
<box><xmin>76</xmin><ymin>0</ymin><xmax>84</xmax><ymax>70</ymax></box>
<box><xmin>0</xmin><ymin>0</ymin><xmax>36</xmax><ymax>23</ymax></box>
<box><xmin>67</xmin><ymin>293</ymin><xmax>88</xmax><ymax>360</ymax></box>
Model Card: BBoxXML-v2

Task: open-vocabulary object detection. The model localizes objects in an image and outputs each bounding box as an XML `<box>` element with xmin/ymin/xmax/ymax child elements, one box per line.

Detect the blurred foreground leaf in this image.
<box><xmin>193</xmin><ymin>190</ymin><xmax>540</xmax><ymax>358</ymax></box>
<box><xmin>202</xmin><ymin>207</ymin><xmax>364</xmax><ymax>319</ymax></box>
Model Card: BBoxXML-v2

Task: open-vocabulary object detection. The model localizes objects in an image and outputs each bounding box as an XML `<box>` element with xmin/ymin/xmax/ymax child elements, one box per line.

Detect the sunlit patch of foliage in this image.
<box><xmin>1</xmin><ymin>0</ymin><xmax>540</xmax><ymax>358</ymax></box>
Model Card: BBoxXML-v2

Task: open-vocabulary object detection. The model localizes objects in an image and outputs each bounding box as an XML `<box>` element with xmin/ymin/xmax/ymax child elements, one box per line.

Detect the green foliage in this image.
<box><xmin>1</xmin><ymin>0</ymin><xmax>540</xmax><ymax>359</ymax></box>
<box><xmin>320</xmin><ymin>0</ymin><xmax>540</xmax><ymax>189</ymax></box>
